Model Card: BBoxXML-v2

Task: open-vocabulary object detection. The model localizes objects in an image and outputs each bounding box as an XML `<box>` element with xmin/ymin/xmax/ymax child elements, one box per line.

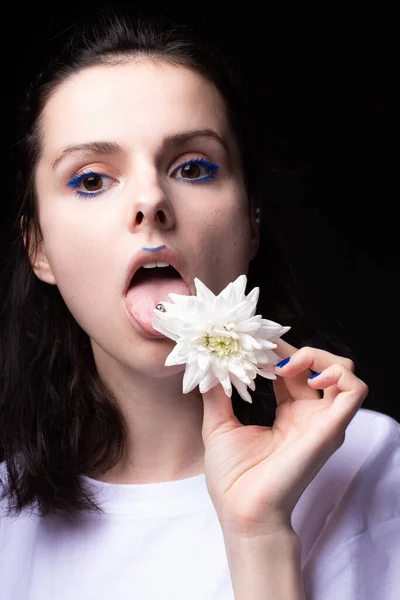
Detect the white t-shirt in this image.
<box><xmin>0</xmin><ymin>407</ymin><xmax>399</xmax><ymax>600</ymax></box>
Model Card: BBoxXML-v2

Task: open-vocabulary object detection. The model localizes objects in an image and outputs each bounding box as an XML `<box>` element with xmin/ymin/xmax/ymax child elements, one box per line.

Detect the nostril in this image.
<box><xmin>156</xmin><ymin>210</ymin><xmax>166</xmax><ymax>225</ymax></box>
<box><xmin>135</xmin><ymin>210</ymin><xmax>168</xmax><ymax>226</ymax></box>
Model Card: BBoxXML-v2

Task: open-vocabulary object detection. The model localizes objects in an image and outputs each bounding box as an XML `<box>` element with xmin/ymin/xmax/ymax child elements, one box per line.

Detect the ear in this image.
<box><xmin>249</xmin><ymin>194</ymin><xmax>261</xmax><ymax>260</ymax></box>
<box><xmin>20</xmin><ymin>216</ymin><xmax>57</xmax><ymax>286</ymax></box>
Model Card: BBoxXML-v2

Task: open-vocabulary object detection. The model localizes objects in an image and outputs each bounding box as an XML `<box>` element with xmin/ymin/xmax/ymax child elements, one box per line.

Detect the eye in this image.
<box><xmin>172</xmin><ymin>158</ymin><xmax>219</xmax><ymax>183</ymax></box>
<box><xmin>66</xmin><ymin>170</ymin><xmax>115</xmax><ymax>198</ymax></box>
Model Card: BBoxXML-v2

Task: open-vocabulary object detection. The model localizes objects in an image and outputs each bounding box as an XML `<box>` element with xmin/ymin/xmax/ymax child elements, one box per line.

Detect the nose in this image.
<box><xmin>131</xmin><ymin>181</ymin><xmax>175</xmax><ymax>231</ymax></box>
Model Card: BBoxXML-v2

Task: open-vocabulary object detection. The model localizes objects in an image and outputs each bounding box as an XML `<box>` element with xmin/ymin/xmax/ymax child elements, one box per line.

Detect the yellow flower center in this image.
<box><xmin>205</xmin><ymin>332</ymin><xmax>241</xmax><ymax>358</ymax></box>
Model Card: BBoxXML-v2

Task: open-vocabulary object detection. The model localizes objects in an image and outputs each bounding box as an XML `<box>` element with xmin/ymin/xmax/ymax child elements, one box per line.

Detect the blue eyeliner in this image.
<box><xmin>66</xmin><ymin>169</ymin><xmax>109</xmax><ymax>198</ymax></box>
<box><xmin>142</xmin><ymin>245</ymin><xmax>167</xmax><ymax>252</ymax></box>
<box><xmin>66</xmin><ymin>157</ymin><xmax>219</xmax><ymax>199</ymax></box>
<box><xmin>67</xmin><ymin>170</ymin><xmax>98</xmax><ymax>189</ymax></box>
<box><xmin>176</xmin><ymin>158</ymin><xmax>219</xmax><ymax>183</ymax></box>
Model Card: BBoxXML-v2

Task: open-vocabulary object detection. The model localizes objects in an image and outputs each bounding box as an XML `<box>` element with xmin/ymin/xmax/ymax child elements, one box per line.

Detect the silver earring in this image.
<box><xmin>156</xmin><ymin>303</ymin><xmax>166</xmax><ymax>312</ymax></box>
<box><xmin>255</xmin><ymin>207</ymin><xmax>261</xmax><ymax>223</ymax></box>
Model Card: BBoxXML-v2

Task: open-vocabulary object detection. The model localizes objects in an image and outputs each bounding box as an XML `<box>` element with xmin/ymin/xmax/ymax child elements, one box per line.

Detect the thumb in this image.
<box><xmin>201</xmin><ymin>383</ymin><xmax>241</xmax><ymax>442</ymax></box>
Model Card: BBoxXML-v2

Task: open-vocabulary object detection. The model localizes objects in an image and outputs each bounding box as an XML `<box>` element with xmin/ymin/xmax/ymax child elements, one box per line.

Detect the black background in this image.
<box><xmin>3</xmin><ymin>3</ymin><xmax>399</xmax><ymax>422</ymax></box>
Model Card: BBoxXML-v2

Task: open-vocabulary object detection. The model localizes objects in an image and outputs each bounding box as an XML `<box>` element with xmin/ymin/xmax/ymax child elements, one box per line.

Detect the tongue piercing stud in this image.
<box><xmin>156</xmin><ymin>303</ymin><xmax>166</xmax><ymax>312</ymax></box>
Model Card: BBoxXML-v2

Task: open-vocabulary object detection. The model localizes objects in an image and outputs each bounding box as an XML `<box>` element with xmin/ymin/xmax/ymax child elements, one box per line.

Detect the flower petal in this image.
<box><xmin>226</xmin><ymin>359</ymin><xmax>248</xmax><ymax>381</ymax></box>
<box><xmin>152</xmin><ymin>317</ymin><xmax>181</xmax><ymax>341</ymax></box>
<box><xmin>245</xmin><ymin>285</ymin><xmax>260</xmax><ymax>306</ymax></box>
<box><xmin>234</xmin><ymin>316</ymin><xmax>263</xmax><ymax>333</ymax></box>
<box><xmin>223</xmin><ymin>298</ymin><xmax>257</xmax><ymax>323</ymax></box>
<box><xmin>198</xmin><ymin>370</ymin><xmax>219</xmax><ymax>394</ymax></box>
<box><xmin>258</xmin><ymin>339</ymin><xmax>278</xmax><ymax>349</ymax></box>
<box><xmin>264</xmin><ymin>349</ymin><xmax>282</xmax><ymax>364</ymax></box>
<box><xmin>259</xmin><ymin>321</ymin><xmax>291</xmax><ymax>340</ymax></box>
<box><xmin>211</xmin><ymin>361</ymin><xmax>229</xmax><ymax>382</ymax></box>
<box><xmin>165</xmin><ymin>343</ymin><xmax>188</xmax><ymax>366</ymax></box>
<box><xmin>230</xmin><ymin>373</ymin><xmax>253</xmax><ymax>403</ymax></box>
<box><xmin>219</xmin><ymin>375</ymin><xmax>232</xmax><ymax>397</ymax></box>
<box><xmin>238</xmin><ymin>359</ymin><xmax>258</xmax><ymax>379</ymax></box>
<box><xmin>197</xmin><ymin>352</ymin><xmax>211</xmax><ymax>371</ymax></box>
<box><xmin>182</xmin><ymin>361</ymin><xmax>207</xmax><ymax>393</ymax></box>
<box><xmin>153</xmin><ymin>273</ymin><xmax>290</xmax><ymax>403</ymax></box>
<box><xmin>256</xmin><ymin>364</ymin><xmax>277</xmax><ymax>380</ymax></box>
<box><xmin>238</xmin><ymin>332</ymin><xmax>262</xmax><ymax>351</ymax></box>
<box><xmin>167</xmin><ymin>293</ymin><xmax>195</xmax><ymax>306</ymax></box>
<box><xmin>194</xmin><ymin>278</ymin><xmax>216</xmax><ymax>303</ymax></box>
<box><xmin>218</xmin><ymin>275</ymin><xmax>246</xmax><ymax>303</ymax></box>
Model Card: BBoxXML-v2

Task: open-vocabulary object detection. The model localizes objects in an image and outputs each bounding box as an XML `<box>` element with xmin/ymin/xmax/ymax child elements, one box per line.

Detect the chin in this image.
<box><xmin>90</xmin><ymin>332</ymin><xmax>182</xmax><ymax>378</ymax></box>
<box><xmin>125</xmin><ymin>338</ymin><xmax>184</xmax><ymax>379</ymax></box>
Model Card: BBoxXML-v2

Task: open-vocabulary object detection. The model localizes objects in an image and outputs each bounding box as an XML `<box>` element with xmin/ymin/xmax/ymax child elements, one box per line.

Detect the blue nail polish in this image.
<box><xmin>309</xmin><ymin>372</ymin><xmax>321</xmax><ymax>380</ymax></box>
<box><xmin>275</xmin><ymin>357</ymin><xmax>291</xmax><ymax>368</ymax></box>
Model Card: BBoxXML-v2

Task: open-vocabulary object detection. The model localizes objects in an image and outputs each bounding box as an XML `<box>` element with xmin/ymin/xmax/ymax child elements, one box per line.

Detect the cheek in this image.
<box><xmin>199</xmin><ymin>195</ymin><xmax>251</xmax><ymax>248</ymax></box>
<box><xmin>182</xmin><ymin>182</ymin><xmax>249</xmax><ymax>234</ymax></box>
<box><xmin>43</xmin><ymin>217</ymin><xmax>96</xmax><ymax>282</ymax></box>
<box><xmin>38</xmin><ymin>207</ymin><xmax>116</xmax><ymax>325</ymax></box>
<box><xmin>183</xmin><ymin>197</ymin><xmax>252</xmax><ymax>290</ymax></box>
<box><xmin>40</xmin><ymin>192</ymin><xmax>115</xmax><ymax>272</ymax></box>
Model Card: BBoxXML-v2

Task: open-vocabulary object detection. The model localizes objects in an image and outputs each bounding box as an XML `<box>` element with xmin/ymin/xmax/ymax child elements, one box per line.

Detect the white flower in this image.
<box><xmin>152</xmin><ymin>274</ymin><xmax>290</xmax><ymax>403</ymax></box>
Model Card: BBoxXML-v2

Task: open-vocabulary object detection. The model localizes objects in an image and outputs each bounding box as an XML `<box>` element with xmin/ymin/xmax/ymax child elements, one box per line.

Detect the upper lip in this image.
<box><xmin>123</xmin><ymin>246</ymin><xmax>192</xmax><ymax>296</ymax></box>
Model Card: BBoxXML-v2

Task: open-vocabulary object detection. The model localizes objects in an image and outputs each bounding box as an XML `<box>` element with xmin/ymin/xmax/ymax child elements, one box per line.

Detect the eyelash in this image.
<box><xmin>173</xmin><ymin>158</ymin><xmax>219</xmax><ymax>183</ymax></box>
<box><xmin>66</xmin><ymin>169</ymin><xmax>111</xmax><ymax>198</ymax></box>
<box><xmin>66</xmin><ymin>158</ymin><xmax>220</xmax><ymax>198</ymax></box>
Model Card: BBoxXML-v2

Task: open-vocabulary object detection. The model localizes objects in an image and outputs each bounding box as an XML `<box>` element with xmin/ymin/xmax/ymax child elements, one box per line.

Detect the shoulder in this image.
<box><xmin>347</xmin><ymin>406</ymin><xmax>399</xmax><ymax>441</ymax></box>
<box><xmin>318</xmin><ymin>407</ymin><xmax>398</xmax><ymax>503</ymax></box>
<box><xmin>298</xmin><ymin>409</ymin><xmax>400</xmax><ymax>598</ymax></box>
<box><xmin>340</xmin><ymin>407</ymin><xmax>399</xmax><ymax>503</ymax></box>
<box><xmin>309</xmin><ymin>406</ymin><xmax>399</xmax><ymax>496</ymax></box>
<box><xmin>320</xmin><ymin>406</ymin><xmax>399</xmax><ymax>484</ymax></box>
<box><xmin>293</xmin><ymin>408</ymin><xmax>399</xmax><ymax>553</ymax></box>
<box><xmin>341</xmin><ymin>407</ymin><xmax>399</xmax><ymax>469</ymax></box>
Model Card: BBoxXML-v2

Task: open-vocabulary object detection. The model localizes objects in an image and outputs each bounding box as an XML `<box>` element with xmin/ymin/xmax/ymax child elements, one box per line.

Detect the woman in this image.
<box><xmin>0</xmin><ymin>10</ymin><xmax>398</xmax><ymax>600</ymax></box>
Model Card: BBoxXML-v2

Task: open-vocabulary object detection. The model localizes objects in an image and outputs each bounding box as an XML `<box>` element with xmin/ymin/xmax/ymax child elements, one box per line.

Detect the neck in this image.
<box><xmin>88</xmin><ymin>344</ymin><xmax>205</xmax><ymax>484</ymax></box>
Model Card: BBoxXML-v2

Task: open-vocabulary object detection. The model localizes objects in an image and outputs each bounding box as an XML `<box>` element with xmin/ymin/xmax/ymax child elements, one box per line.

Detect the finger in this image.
<box><xmin>201</xmin><ymin>384</ymin><xmax>241</xmax><ymax>442</ymax></box>
<box><xmin>274</xmin><ymin>338</ymin><xmax>300</xmax><ymax>359</ymax></box>
<box><xmin>274</xmin><ymin>340</ymin><xmax>320</xmax><ymax>403</ymax></box>
<box><xmin>272</xmin><ymin>375</ymin><xmax>295</xmax><ymax>405</ymax></box>
<box><xmin>308</xmin><ymin>364</ymin><xmax>369</xmax><ymax>430</ymax></box>
<box><xmin>274</xmin><ymin>345</ymin><xmax>355</xmax><ymax>378</ymax></box>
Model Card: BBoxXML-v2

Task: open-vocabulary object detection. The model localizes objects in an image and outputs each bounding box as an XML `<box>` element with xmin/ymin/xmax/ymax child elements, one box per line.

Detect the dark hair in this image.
<box><xmin>0</xmin><ymin>9</ymin><xmax>348</xmax><ymax>518</ymax></box>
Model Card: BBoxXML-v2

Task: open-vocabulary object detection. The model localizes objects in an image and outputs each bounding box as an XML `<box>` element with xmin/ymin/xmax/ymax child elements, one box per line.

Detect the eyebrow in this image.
<box><xmin>51</xmin><ymin>129</ymin><xmax>228</xmax><ymax>170</ymax></box>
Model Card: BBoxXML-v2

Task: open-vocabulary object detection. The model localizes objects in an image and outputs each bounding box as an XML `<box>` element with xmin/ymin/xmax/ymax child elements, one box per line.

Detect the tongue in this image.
<box><xmin>126</xmin><ymin>275</ymin><xmax>190</xmax><ymax>335</ymax></box>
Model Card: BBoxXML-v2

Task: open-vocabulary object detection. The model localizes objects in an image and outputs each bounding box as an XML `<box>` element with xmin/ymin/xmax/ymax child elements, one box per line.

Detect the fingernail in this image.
<box><xmin>309</xmin><ymin>372</ymin><xmax>321</xmax><ymax>380</ymax></box>
<box><xmin>275</xmin><ymin>357</ymin><xmax>291</xmax><ymax>368</ymax></box>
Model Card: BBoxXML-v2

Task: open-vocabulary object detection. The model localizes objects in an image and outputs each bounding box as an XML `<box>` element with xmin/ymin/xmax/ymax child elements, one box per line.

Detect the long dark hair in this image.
<box><xmin>0</xmin><ymin>9</ymin><xmax>348</xmax><ymax>518</ymax></box>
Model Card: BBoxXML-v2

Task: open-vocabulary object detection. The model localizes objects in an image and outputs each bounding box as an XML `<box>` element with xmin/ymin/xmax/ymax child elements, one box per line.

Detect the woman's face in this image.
<box><xmin>32</xmin><ymin>58</ymin><xmax>259</xmax><ymax>376</ymax></box>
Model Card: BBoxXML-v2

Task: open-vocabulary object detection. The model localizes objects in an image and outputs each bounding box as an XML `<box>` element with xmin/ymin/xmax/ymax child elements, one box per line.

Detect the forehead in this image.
<box><xmin>40</xmin><ymin>59</ymin><xmax>233</xmax><ymax>155</ymax></box>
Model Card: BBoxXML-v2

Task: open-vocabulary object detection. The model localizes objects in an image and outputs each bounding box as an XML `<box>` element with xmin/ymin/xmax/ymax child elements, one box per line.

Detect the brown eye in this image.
<box><xmin>68</xmin><ymin>172</ymin><xmax>115</xmax><ymax>197</ymax></box>
<box><xmin>181</xmin><ymin>163</ymin><xmax>201</xmax><ymax>179</ymax></box>
<box><xmin>172</xmin><ymin>159</ymin><xmax>218</xmax><ymax>183</ymax></box>
<box><xmin>82</xmin><ymin>174</ymin><xmax>103</xmax><ymax>191</ymax></box>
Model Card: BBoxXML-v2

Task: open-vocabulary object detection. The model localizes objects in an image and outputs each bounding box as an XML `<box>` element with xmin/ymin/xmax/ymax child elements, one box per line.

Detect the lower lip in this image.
<box><xmin>123</xmin><ymin>298</ymin><xmax>164</xmax><ymax>339</ymax></box>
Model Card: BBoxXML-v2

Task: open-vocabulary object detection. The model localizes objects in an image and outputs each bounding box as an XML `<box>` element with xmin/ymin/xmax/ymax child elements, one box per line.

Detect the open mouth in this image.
<box><xmin>125</xmin><ymin>264</ymin><xmax>191</xmax><ymax>335</ymax></box>
<box><xmin>129</xmin><ymin>264</ymin><xmax>182</xmax><ymax>287</ymax></box>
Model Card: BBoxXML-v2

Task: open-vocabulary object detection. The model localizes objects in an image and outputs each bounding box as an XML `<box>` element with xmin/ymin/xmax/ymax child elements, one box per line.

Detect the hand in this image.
<box><xmin>201</xmin><ymin>340</ymin><xmax>369</xmax><ymax>537</ymax></box>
